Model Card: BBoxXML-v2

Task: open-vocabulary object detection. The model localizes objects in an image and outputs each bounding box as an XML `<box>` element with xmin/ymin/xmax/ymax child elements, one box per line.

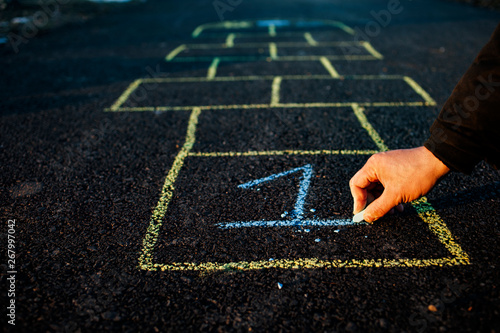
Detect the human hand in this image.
<box><xmin>349</xmin><ymin>146</ymin><xmax>450</xmax><ymax>223</ymax></box>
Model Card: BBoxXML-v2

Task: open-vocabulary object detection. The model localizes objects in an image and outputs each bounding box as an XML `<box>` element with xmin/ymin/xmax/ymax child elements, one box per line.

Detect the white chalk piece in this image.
<box><xmin>353</xmin><ymin>209</ymin><xmax>366</xmax><ymax>223</ymax></box>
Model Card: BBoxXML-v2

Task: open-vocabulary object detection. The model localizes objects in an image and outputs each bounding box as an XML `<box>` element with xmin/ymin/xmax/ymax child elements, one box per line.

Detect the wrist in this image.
<box><xmin>420</xmin><ymin>146</ymin><xmax>450</xmax><ymax>178</ymax></box>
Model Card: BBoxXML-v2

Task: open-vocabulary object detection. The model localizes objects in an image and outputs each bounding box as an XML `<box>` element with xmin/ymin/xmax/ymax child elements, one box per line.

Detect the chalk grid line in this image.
<box><xmin>105</xmin><ymin>19</ymin><xmax>470</xmax><ymax>272</ymax></box>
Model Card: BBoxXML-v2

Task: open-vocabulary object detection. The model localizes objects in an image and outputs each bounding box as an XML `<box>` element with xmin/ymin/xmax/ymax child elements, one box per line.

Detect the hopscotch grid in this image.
<box><xmin>124</xmin><ymin>19</ymin><xmax>470</xmax><ymax>271</ymax></box>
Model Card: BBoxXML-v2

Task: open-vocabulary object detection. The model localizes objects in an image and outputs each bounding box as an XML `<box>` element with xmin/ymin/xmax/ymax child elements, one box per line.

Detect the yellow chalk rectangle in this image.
<box><xmin>279</xmin><ymin>78</ymin><xmax>429</xmax><ymax>106</ymax></box>
<box><xmin>111</xmin><ymin>80</ymin><xmax>272</xmax><ymax>109</ymax></box>
<box><xmin>139</xmin><ymin>153</ymin><xmax>469</xmax><ymax>272</ymax></box>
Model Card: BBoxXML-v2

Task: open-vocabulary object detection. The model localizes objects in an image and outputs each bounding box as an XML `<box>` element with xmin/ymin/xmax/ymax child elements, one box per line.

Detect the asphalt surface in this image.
<box><xmin>1</xmin><ymin>0</ymin><xmax>500</xmax><ymax>332</ymax></box>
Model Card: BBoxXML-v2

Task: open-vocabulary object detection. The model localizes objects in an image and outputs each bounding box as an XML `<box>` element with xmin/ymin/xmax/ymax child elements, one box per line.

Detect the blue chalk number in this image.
<box><xmin>216</xmin><ymin>164</ymin><xmax>362</xmax><ymax>229</ymax></box>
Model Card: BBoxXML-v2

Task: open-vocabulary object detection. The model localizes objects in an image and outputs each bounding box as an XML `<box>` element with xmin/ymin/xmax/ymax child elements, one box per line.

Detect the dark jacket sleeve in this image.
<box><xmin>424</xmin><ymin>24</ymin><xmax>500</xmax><ymax>174</ymax></box>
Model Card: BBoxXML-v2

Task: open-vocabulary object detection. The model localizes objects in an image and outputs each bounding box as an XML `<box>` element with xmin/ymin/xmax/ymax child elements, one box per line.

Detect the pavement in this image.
<box><xmin>1</xmin><ymin>0</ymin><xmax>500</xmax><ymax>331</ymax></box>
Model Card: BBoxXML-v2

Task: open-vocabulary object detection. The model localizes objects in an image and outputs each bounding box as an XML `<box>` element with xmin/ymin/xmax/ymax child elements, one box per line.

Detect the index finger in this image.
<box><xmin>349</xmin><ymin>162</ymin><xmax>381</xmax><ymax>214</ymax></box>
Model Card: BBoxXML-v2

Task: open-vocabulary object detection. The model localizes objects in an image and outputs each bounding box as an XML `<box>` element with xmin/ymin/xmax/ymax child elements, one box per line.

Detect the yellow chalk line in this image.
<box><xmin>185</xmin><ymin>41</ymin><xmax>364</xmax><ymax>49</ymax></box>
<box><xmin>411</xmin><ymin>197</ymin><xmax>469</xmax><ymax>262</ymax></box>
<box><xmin>109</xmin><ymin>79</ymin><xmax>142</xmax><ymax>111</ymax></box>
<box><xmin>320</xmin><ymin>57</ymin><xmax>340</xmax><ymax>78</ymax></box>
<box><xmin>207</xmin><ymin>57</ymin><xmax>220</xmax><ymax>80</ymax></box>
<box><xmin>269</xmin><ymin>42</ymin><xmax>278</xmax><ymax>59</ymax></box>
<box><xmin>168</xmin><ymin>55</ymin><xmax>379</xmax><ymax>62</ymax></box>
<box><xmin>138</xmin><ymin>107</ymin><xmax>201</xmax><ymax>271</ymax></box>
<box><xmin>335</xmin><ymin>21</ymin><xmax>355</xmax><ymax>35</ymax></box>
<box><xmin>107</xmin><ymin>106</ymin><xmax>156</xmax><ymax>112</ymax></box>
<box><xmin>351</xmin><ymin>103</ymin><xmax>389</xmax><ymax>152</ymax></box>
<box><xmin>192</xmin><ymin>20</ymin><xmax>253</xmax><ymax>38</ymax></box>
<box><xmin>188</xmin><ymin>150</ymin><xmax>380</xmax><ymax>157</ymax></box>
<box><xmin>271</xmin><ymin>76</ymin><xmax>282</xmax><ymax>106</ymax></box>
<box><xmin>268</xmin><ymin>24</ymin><xmax>276</xmax><ymax>36</ymax></box>
<box><xmin>403</xmin><ymin>76</ymin><xmax>437</xmax><ymax>106</ymax></box>
<box><xmin>106</xmin><ymin>101</ymin><xmax>430</xmax><ymax>113</ymax></box>
<box><xmin>304</xmin><ymin>32</ymin><xmax>318</xmax><ymax>46</ymax></box>
<box><xmin>360</xmin><ymin>41</ymin><xmax>384</xmax><ymax>60</ymax></box>
<box><xmin>152</xmin><ymin>257</ymin><xmax>468</xmax><ymax>272</ymax></box>
<box><xmin>225</xmin><ymin>33</ymin><xmax>235</xmax><ymax>48</ymax></box>
<box><xmin>165</xmin><ymin>44</ymin><xmax>187</xmax><ymax>61</ymax></box>
<box><xmin>139</xmin><ymin>74</ymin><xmax>405</xmax><ymax>83</ymax></box>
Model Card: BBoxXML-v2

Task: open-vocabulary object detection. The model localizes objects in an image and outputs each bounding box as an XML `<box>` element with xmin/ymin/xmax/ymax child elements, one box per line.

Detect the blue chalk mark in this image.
<box><xmin>256</xmin><ymin>20</ymin><xmax>290</xmax><ymax>27</ymax></box>
<box><xmin>295</xmin><ymin>20</ymin><xmax>325</xmax><ymax>27</ymax></box>
<box><xmin>238</xmin><ymin>164</ymin><xmax>312</xmax><ymax>221</ymax></box>
<box><xmin>217</xmin><ymin>165</ymin><xmax>368</xmax><ymax>230</ymax></box>
<box><xmin>217</xmin><ymin>218</ymin><xmax>364</xmax><ymax>229</ymax></box>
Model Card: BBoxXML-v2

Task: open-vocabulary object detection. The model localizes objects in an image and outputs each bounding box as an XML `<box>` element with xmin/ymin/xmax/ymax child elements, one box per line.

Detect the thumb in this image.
<box><xmin>363</xmin><ymin>190</ymin><xmax>399</xmax><ymax>223</ymax></box>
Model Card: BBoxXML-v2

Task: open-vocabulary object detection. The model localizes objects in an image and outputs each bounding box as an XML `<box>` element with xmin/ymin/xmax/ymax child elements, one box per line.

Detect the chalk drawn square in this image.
<box><xmin>119</xmin><ymin>80</ymin><xmax>272</xmax><ymax>109</ymax></box>
<box><xmin>215</xmin><ymin>61</ymin><xmax>328</xmax><ymax>77</ymax></box>
<box><xmin>139</xmin><ymin>154</ymin><xmax>470</xmax><ymax>272</ymax></box>
<box><xmin>193</xmin><ymin>107</ymin><xmax>380</xmax><ymax>152</ymax></box>
<box><xmin>280</xmin><ymin>78</ymin><xmax>428</xmax><ymax>105</ymax></box>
